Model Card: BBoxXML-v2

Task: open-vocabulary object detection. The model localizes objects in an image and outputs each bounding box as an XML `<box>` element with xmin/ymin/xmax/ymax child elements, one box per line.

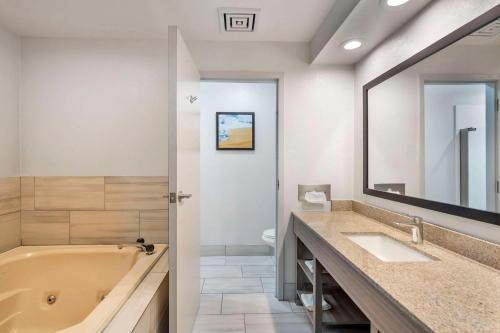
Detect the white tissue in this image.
<box><xmin>300</xmin><ymin>293</ymin><xmax>332</xmax><ymax>311</ymax></box>
<box><xmin>304</xmin><ymin>191</ymin><xmax>327</xmax><ymax>203</ymax></box>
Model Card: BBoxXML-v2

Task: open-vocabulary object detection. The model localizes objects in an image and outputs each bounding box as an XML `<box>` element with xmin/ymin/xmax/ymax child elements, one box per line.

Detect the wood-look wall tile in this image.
<box><xmin>105</xmin><ymin>176</ymin><xmax>168</xmax><ymax>184</ymax></box>
<box><xmin>21</xmin><ymin>211</ymin><xmax>69</xmax><ymax>245</ymax></box>
<box><xmin>105</xmin><ymin>183</ymin><xmax>168</xmax><ymax>210</ymax></box>
<box><xmin>21</xmin><ymin>177</ymin><xmax>35</xmax><ymax>211</ymax></box>
<box><xmin>35</xmin><ymin>177</ymin><xmax>105</xmax><ymax>210</ymax></box>
<box><xmin>140</xmin><ymin>210</ymin><xmax>168</xmax><ymax>244</ymax></box>
<box><xmin>0</xmin><ymin>177</ymin><xmax>20</xmax><ymax>216</ymax></box>
<box><xmin>0</xmin><ymin>212</ymin><xmax>20</xmax><ymax>253</ymax></box>
<box><xmin>70</xmin><ymin>211</ymin><xmax>139</xmax><ymax>244</ymax></box>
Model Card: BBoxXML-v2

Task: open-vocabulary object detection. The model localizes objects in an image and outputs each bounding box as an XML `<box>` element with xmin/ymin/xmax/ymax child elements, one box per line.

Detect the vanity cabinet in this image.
<box><xmin>293</xmin><ymin>214</ymin><xmax>428</xmax><ymax>333</ymax></box>
<box><xmin>296</xmin><ymin>236</ymin><xmax>370</xmax><ymax>333</ymax></box>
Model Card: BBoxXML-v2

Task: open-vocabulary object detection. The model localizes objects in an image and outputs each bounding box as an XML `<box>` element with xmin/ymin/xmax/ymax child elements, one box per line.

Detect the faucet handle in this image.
<box><xmin>136</xmin><ymin>238</ymin><xmax>145</xmax><ymax>244</ymax></box>
<box><xmin>410</xmin><ymin>216</ymin><xmax>423</xmax><ymax>224</ymax></box>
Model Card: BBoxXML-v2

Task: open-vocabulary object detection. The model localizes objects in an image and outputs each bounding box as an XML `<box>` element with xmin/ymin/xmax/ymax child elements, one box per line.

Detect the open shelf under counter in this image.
<box><xmin>297</xmin><ymin>289</ymin><xmax>370</xmax><ymax>329</ymax></box>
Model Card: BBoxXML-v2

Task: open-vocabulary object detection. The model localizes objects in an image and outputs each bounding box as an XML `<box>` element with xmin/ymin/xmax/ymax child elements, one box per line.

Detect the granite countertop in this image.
<box><xmin>293</xmin><ymin>210</ymin><xmax>500</xmax><ymax>333</ymax></box>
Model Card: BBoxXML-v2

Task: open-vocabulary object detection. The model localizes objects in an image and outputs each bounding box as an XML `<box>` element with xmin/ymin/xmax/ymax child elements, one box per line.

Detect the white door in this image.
<box><xmin>168</xmin><ymin>26</ymin><xmax>200</xmax><ymax>333</ymax></box>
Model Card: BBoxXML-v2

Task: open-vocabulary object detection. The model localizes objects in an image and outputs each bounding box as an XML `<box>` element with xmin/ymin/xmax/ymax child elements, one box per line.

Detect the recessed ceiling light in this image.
<box><xmin>342</xmin><ymin>39</ymin><xmax>362</xmax><ymax>50</ymax></box>
<box><xmin>386</xmin><ymin>0</ymin><xmax>410</xmax><ymax>6</ymax></box>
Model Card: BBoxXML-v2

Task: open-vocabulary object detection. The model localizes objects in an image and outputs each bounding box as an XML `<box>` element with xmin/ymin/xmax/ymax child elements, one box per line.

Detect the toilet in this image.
<box><xmin>262</xmin><ymin>228</ymin><xmax>276</xmax><ymax>248</ymax></box>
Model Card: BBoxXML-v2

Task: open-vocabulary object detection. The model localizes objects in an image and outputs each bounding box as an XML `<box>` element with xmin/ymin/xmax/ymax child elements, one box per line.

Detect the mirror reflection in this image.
<box><xmin>368</xmin><ymin>16</ymin><xmax>500</xmax><ymax>213</ymax></box>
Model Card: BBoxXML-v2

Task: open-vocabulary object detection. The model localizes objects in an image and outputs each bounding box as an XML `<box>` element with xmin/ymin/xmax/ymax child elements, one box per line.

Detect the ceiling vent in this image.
<box><xmin>218</xmin><ymin>8</ymin><xmax>260</xmax><ymax>33</ymax></box>
<box><xmin>470</xmin><ymin>18</ymin><xmax>500</xmax><ymax>37</ymax></box>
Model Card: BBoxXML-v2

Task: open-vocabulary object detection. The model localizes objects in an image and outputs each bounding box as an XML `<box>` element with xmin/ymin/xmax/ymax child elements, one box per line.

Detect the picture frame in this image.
<box><xmin>216</xmin><ymin>112</ymin><xmax>255</xmax><ymax>150</ymax></box>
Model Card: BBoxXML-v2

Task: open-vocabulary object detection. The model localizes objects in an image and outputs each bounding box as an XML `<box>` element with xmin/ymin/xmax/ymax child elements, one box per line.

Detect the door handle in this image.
<box><xmin>178</xmin><ymin>191</ymin><xmax>192</xmax><ymax>203</ymax></box>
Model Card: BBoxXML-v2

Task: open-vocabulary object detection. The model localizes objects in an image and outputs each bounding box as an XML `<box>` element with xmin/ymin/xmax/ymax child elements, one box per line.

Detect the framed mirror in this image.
<box><xmin>364</xmin><ymin>5</ymin><xmax>500</xmax><ymax>226</ymax></box>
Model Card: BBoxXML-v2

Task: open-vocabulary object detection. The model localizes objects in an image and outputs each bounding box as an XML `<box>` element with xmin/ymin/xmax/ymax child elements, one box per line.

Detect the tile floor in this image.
<box><xmin>194</xmin><ymin>255</ymin><xmax>314</xmax><ymax>333</ymax></box>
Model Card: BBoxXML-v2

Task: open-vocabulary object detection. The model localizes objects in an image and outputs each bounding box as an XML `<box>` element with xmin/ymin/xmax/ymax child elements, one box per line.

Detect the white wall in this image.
<box><xmin>355</xmin><ymin>0</ymin><xmax>500</xmax><ymax>244</ymax></box>
<box><xmin>188</xmin><ymin>40</ymin><xmax>355</xmax><ymax>295</ymax></box>
<box><xmin>20</xmin><ymin>38</ymin><xmax>169</xmax><ymax>176</ymax></box>
<box><xmin>0</xmin><ymin>27</ymin><xmax>20</xmax><ymax>177</ymax></box>
<box><xmin>200</xmin><ymin>81</ymin><xmax>277</xmax><ymax>246</ymax></box>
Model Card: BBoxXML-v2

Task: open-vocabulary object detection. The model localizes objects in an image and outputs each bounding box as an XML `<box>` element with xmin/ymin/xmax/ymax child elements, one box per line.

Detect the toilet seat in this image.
<box><xmin>262</xmin><ymin>228</ymin><xmax>276</xmax><ymax>248</ymax></box>
<box><xmin>262</xmin><ymin>228</ymin><xmax>275</xmax><ymax>240</ymax></box>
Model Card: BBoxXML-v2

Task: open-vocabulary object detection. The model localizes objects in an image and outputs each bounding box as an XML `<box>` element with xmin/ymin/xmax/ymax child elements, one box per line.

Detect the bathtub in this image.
<box><xmin>0</xmin><ymin>244</ymin><xmax>167</xmax><ymax>333</ymax></box>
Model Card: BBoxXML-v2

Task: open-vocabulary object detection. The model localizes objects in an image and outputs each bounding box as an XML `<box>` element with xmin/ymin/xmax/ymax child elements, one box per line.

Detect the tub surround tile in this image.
<box><xmin>193</xmin><ymin>314</ymin><xmax>245</xmax><ymax>333</ymax></box>
<box><xmin>202</xmin><ymin>278</ymin><xmax>263</xmax><ymax>294</ymax></box>
<box><xmin>152</xmin><ymin>249</ymin><xmax>169</xmax><ymax>273</ymax></box>
<box><xmin>70</xmin><ymin>210</ymin><xmax>139</xmax><ymax>244</ymax></box>
<box><xmin>34</xmin><ymin>177</ymin><xmax>105</xmax><ymax>210</ymax></box>
<box><xmin>105</xmin><ymin>271</ymin><xmax>168</xmax><ymax>333</ymax></box>
<box><xmin>0</xmin><ymin>177</ymin><xmax>20</xmax><ymax>216</ymax></box>
<box><xmin>149</xmin><ymin>274</ymin><xmax>169</xmax><ymax>333</ymax></box>
<box><xmin>14</xmin><ymin>176</ymin><xmax>168</xmax><ymax>247</ymax></box>
<box><xmin>105</xmin><ymin>183</ymin><xmax>168</xmax><ymax>210</ymax></box>
<box><xmin>201</xmin><ymin>265</ymin><xmax>243</xmax><ymax>279</ymax></box>
<box><xmin>0</xmin><ymin>212</ymin><xmax>21</xmax><ymax>253</ymax></box>
<box><xmin>199</xmin><ymin>294</ymin><xmax>223</xmax><ymax>315</ymax></box>
<box><xmin>20</xmin><ymin>177</ymin><xmax>35</xmax><ymax>211</ymax></box>
<box><xmin>221</xmin><ymin>293</ymin><xmax>292</xmax><ymax>314</ymax></box>
<box><xmin>21</xmin><ymin>211</ymin><xmax>69</xmax><ymax>245</ymax></box>
<box><xmin>140</xmin><ymin>210</ymin><xmax>168</xmax><ymax>244</ymax></box>
<box><xmin>105</xmin><ymin>176</ymin><xmax>168</xmax><ymax>184</ymax></box>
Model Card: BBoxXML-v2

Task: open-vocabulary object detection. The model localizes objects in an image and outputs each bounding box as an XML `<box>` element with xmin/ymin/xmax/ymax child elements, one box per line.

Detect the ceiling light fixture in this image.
<box><xmin>342</xmin><ymin>39</ymin><xmax>362</xmax><ymax>50</ymax></box>
<box><xmin>386</xmin><ymin>0</ymin><xmax>410</xmax><ymax>6</ymax></box>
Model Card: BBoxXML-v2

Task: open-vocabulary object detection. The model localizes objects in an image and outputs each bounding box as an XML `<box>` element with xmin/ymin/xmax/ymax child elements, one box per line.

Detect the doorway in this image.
<box><xmin>198</xmin><ymin>79</ymin><xmax>280</xmax><ymax>310</ymax></box>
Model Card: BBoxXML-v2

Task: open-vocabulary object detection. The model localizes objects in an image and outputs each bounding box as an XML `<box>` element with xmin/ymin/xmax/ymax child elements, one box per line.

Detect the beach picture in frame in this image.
<box><xmin>216</xmin><ymin>112</ymin><xmax>255</xmax><ymax>150</ymax></box>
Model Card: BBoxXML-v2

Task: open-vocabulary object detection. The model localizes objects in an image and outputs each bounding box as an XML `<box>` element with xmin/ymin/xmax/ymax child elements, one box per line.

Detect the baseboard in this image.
<box><xmin>201</xmin><ymin>244</ymin><xmax>274</xmax><ymax>257</ymax></box>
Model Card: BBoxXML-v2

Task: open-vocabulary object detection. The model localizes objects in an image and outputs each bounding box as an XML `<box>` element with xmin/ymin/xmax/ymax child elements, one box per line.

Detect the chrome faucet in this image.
<box><xmin>118</xmin><ymin>238</ymin><xmax>155</xmax><ymax>255</ymax></box>
<box><xmin>394</xmin><ymin>216</ymin><xmax>424</xmax><ymax>244</ymax></box>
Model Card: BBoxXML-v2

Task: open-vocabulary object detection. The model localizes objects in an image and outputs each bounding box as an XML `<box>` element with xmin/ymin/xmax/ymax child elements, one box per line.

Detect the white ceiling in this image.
<box><xmin>0</xmin><ymin>0</ymin><xmax>438</xmax><ymax>65</ymax></box>
<box><xmin>312</xmin><ymin>0</ymin><xmax>432</xmax><ymax>65</ymax></box>
<box><xmin>0</xmin><ymin>0</ymin><xmax>171</xmax><ymax>39</ymax></box>
<box><xmin>0</xmin><ymin>0</ymin><xmax>336</xmax><ymax>42</ymax></box>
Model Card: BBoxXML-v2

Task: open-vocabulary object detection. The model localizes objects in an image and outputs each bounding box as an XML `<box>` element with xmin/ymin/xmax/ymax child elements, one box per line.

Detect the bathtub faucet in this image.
<box><xmin>118</xmin><ymin>238</ymin><xmax>155</xmax><ymax>255</ymax></box>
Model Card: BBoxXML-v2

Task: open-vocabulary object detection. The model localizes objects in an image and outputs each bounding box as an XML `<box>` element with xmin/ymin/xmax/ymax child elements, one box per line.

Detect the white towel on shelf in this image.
<box><xmin>305</xmin><ymin>260</ymin><xmax>314</xmax><ymax>273</ymax></box>
<box><xmin>300</xmin><ymin>293</ymin><xmax>332</xmax><ymax>312</ymax></box>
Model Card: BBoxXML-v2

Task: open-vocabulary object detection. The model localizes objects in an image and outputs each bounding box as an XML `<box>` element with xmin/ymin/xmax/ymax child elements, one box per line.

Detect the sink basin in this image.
<box><xmin>344</xmin><ymin>233</ymin><xmax>433</xmax><ymax>262</ymax></box>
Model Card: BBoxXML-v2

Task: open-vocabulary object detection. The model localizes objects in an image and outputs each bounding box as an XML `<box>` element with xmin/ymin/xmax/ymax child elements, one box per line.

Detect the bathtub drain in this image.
<box><xmin>47</xmin><ymin>295</ymin><xmax>57</xmax><ymax>305</ymax></box>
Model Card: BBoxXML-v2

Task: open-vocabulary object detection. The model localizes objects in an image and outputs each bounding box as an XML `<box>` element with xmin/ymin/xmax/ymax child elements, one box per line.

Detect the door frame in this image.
<box><xmin>200</xmin><ymin>71</ymin><xmax>285</xmax><ymax>300</ymax></box>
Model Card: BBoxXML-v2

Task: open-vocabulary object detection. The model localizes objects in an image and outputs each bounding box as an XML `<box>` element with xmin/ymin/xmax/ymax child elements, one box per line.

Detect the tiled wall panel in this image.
<box><xmin>0</xmin><ymin>177</ymin><xmax>21</xmax><ymax>254</ymax></box>
<box><xmin>0</xmin><ymin>212</ymin><xmax>21</xmax><ymax>253</ymax></box>
<box><xmin>71</xmin><ymin>210</ymin><xmax>140</xmax><ymax>244</ymax></box>
<box><xmin>17</xmin><ymin>176</ymin><xmax>169</xmax><ymax>246</ymax></box>
<box><xmin>21</xmin><ymin>211</ymin><xmax>69</xmax><ymax>245</ymax></box>
<box><xmin>0</xmin><ymin>177</ymin><xmax>20</xmax><ymax>216</ymax></box>
<box><xmin>35</xmin><ymin>177</ymin><xmax>105</xmax><ymax>210</ymax></box>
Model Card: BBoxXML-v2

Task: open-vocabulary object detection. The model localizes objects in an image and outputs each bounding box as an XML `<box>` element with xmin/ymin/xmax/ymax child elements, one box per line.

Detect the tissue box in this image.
<box><xmin>300</xmin><ymin>201</ymin><xmax>332</xmax><ymax>212</ymax></box>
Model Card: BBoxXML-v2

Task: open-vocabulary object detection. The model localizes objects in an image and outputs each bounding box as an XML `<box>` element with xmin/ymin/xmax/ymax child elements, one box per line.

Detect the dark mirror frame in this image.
<box><xmin>363</xmin><ymin>5</ymin><xmax>500</xmax><ymax>226</ymax></box>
